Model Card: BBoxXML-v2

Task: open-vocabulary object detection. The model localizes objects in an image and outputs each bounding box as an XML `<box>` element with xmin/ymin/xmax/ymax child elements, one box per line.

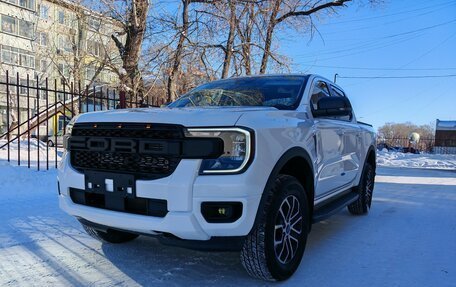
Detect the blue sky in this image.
<box><xmin>279</xmin><ymin>0</ymin><xmax>456</xmax><ymax>130</ymax></box>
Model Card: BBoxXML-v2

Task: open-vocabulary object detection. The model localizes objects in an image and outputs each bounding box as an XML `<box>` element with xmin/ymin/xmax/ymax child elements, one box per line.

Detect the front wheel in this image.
<box><xmin>240</xmin><ymin>175</ymin><xmax>309</xmax><ymax>281</ymax></box>
<box><xmin>348</xmin><ymin>162</ymin><xmax>375</xmax><ymax>215</ymax></box>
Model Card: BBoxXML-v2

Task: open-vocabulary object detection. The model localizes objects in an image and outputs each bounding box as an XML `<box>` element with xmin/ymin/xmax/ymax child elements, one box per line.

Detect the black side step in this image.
<box><xmin>312</xmin><ymin>191</ymin><xmax>359</xmax><ymax>223</ymax></box>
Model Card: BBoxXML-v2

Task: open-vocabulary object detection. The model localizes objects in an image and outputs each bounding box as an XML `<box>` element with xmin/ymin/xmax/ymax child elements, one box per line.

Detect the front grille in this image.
<box><xmin>70</xmin><ymin>123</ymin><xmax>184</xmax><ymax>179</ymax></box>
<box><xmin>72</xmin><ymin>150</ymin><xmax>180</xmax><ymax>176</ymax></box>
<box><xmin>72</xmin><ymin>123</ymin><xmax>183</xmax><ymax>139</ymax></box>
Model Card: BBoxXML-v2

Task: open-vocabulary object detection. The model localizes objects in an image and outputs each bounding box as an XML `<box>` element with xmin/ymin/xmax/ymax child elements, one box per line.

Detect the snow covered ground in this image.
<box><xmin>377</xmin><ymin>150</ymin><xmax>456</xmax><ymax>170</ymax></box>
<box><xmin>0</xmin><ymin>154</ymin><xmax>455</xmax><ymax>286</ymax></box>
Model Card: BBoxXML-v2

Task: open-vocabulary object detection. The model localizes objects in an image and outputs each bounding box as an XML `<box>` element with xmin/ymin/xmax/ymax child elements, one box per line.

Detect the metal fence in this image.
<box><xmin>377</xmin><ymin>137</ymin><xmax>456</xmax><ymax>154</ymax></box>
<box><xmin>0</xmin><ymin>70</ymin><xmax>157</xmax><ymax>170</ymax></box>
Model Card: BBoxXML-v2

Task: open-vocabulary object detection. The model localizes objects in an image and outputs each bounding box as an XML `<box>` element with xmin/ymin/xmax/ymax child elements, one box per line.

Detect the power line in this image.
<box><xmin>320</xmin><ymin>0</ymin><xmax>456</xmax><ymax>25</ymax></box>
<box><xmin>297</xmin><ymin>18</ymin><xmax>456</xmax><ymax>60</ymax></box>
<box><xmin>318</xmin><ymin>2</ymin><xmax>456</xmax><ymax>36</ymax></box>
<box><xmin>380</xmin><ymin>18</ymin><xmax>456</xmax><ymax>39</ymax></box>
<box><xmin>306</xmin><ymin>65</ymin><xmax>456</xmax><ymax>71</ymax></box>
<box><xmin>335</xmin><ymin>31</ymin><xmax>456</xmax><ymax>87</ymax></box>
<box><xmin>338</xmin><ymin>74</ymin><xmax>456</xmax><ymax>79</ymax></box>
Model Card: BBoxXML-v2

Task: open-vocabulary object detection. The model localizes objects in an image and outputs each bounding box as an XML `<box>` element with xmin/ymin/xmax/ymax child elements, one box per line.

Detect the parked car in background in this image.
<box><xmin>45</xmin><ymin>131</ymin><xmax>64</xmax><ymax>147</ymax></box>
<box><xmin>377</xmin><ymin>142</ymin><xmax>390</xmax><ymax>151</ymax></box>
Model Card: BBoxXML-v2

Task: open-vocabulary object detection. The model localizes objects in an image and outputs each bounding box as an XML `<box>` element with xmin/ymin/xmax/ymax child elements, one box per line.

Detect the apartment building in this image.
<box><xmin>0</xmin><ymin>0</ymin><xmax>123</xmax><ymax>134</ymax></box>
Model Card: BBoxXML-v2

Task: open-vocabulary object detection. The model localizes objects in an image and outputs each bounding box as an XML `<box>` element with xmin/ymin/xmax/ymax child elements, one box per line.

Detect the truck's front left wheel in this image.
<box><xmin>240</xmin><ymin>175</ymin><xmax>309</xmax><ymax>281</ymax></box>
<box><xmin>82</xmin><ymin>223</ymin><xmax>139</xmax><ymax>244</ymax></box>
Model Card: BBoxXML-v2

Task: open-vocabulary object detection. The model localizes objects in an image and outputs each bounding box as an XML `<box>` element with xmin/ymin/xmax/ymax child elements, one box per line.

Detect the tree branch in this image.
<box><xmin>276</xmin><ymin>0</ymin><xmax>352</xmax><ymax>24</ymax></box>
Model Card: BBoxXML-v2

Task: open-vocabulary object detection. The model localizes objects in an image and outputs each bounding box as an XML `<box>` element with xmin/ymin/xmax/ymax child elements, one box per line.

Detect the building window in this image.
<box><xmin>40</xmin><ymin>4</ymin><xmax>49</xmax><ymax>19</ymax></box>
<box><xmin>0</xmin><ymin>45</ymin><xmax>34</xmax><ymax>68</ymax></box>
<box><xmin>40</xmin><ymin>59</ymin><xmax>48</xmax><ymax>72</ymax></box>
<box><xmin>19</xmin><ymin>53</ymin><xmax>34</xmax><ymax>68</ymax></box>
<box><xmin>87</xmin><ymin>40</ymin><xmax>103</xmax><ymax>57</ymax></box>
<box><xmin>1</xmin><ymin>15</ymin><xmax>33</xmax><ymax>39</ymax></box>
<box><xmin>58</xmin><ymin>10</ymin><xmax>65</xmax><ymax>24</ymax></box>
<box><xmin>58</xmin><ymin>35</ymin><xmax>72</xmax><ymax>52</ymax></box>
<box><xmin>4</xmin><ymin>0</ymin><xmax>35</xmax><ymax>10</ymax></box>
<box><xmin>19</xmin><ymin>19</ymin><xmax>34</xmax><ymax>38</ymax></box>
<box><xmin>88</xmin><ymin>18</ymin><xmax>101</xmax><ymax>31</ymax></box>
<box><xmin>19</xmin><ymin>0</ymin><xmax>35</xmax><ymax>10</ymax></box>
<box><xmin>0</xmin><ymin>46</ymin><xmax>19</xmax><ymax>65</ymax></box>
<box><xmin>1</xmin><ymin>15</ymin><xmax>16</xmax><ymax>34</ymax></box>
<box><xmin>38</xmin><ymin>32</ymin><xmax>48</xmax><ymax>46</ymax></box>
<box><xmin>58</xmin><ymin>63</ymin><xmax>70</xmax><ymax>78</ymax></box>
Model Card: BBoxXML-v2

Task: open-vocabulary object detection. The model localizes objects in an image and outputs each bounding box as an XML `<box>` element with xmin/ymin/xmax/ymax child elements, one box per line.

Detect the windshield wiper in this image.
<box><xmin>271</xmin><ymin>104</ymin><xmax>291</xmax><ymax>110</ymax></box>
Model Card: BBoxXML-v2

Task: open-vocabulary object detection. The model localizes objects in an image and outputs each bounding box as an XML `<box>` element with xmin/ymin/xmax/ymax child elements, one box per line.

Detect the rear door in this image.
<box><xmin>328</xmin><ymin>85</ymin><xmax>361</xmax><ymax>186</ymax></box>
<box><xmin>310</xmin><ymin>79</ymin><xmax>346</xmax><ymax>198</ymax></box>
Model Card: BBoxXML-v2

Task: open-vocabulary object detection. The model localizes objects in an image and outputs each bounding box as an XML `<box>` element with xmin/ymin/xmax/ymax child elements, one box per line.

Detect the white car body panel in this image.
<box><xmin>58</xmin><ymin>74</ymin><xmax>376</xmax><ymax>241</ymax></box>
<box><xmin>75</xmin><ymin>106</ymin><xmax>277</xmax><ymax>127</ymax></box>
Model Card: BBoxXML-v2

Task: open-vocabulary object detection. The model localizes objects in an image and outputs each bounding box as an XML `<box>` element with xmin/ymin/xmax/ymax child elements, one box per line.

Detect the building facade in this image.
<box><xmin>0</xmin><ymin>0</ymin><xmax>123</xmax><ymax>134</ymax></box>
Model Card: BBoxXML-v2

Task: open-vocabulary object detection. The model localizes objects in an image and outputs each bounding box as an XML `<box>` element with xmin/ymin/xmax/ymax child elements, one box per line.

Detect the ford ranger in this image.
<box><xmin>58</xmin><ymin>74</ymin><xmax>376</xmax><ymax>281</ymax></box>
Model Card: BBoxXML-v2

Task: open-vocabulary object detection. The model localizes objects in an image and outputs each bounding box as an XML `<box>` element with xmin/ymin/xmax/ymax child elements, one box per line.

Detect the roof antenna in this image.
<box><xmin>333</xmin><ymin>73</ymin><xmax>338</xmax><ymax>83</ymax></box>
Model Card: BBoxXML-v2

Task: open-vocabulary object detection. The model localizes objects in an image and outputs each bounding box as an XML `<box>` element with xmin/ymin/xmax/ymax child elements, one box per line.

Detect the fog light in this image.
<box><xmin>201</xmin><ymin>202</ymin><xmax>243</xmax><ymax>223</ymax></box>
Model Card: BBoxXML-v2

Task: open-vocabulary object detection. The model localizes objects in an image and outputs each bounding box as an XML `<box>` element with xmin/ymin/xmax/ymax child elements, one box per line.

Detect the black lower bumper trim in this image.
<box><xmin>70</xmin><ymin>188</ymin><xmax>168</xmax><ymax>217</ymax></box>
<box><xmin>158</xmin><ymin>234</ymin><xmax>244</xmax><ymax>251</ymax></box>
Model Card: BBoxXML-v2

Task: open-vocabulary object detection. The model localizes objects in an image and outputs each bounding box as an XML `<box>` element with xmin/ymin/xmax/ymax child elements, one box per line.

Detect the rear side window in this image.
<box><xmin>310</xmin><ymin>81</ymin><xmax>331</xmax><ymax>110</ymax></box>
<box><xmin>331</xmin><ymin>85</ymin><xmax>346</xmax><ymax>98</ymax></box>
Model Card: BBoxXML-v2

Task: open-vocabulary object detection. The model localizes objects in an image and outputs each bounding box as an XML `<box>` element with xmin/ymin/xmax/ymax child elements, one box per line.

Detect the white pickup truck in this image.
<box><xmin>58</xmin><ymin>74</ymin><xmax>376</xmax><ymax>281</ymax></box>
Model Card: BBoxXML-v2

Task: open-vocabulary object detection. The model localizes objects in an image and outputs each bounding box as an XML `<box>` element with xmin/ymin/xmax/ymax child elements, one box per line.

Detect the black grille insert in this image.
<box><xmin>71</xmin><ymin>150</ymin><xmax>180</xmax><ymax>176</ymax></box>
<box><xmin>70</xmin><ymin>123</ymin><xmax>184</xmax><ymax>179</ymax></box>
<box><xmin>72</xmin><ymin>123</ymin><xmax>184</xmax><ymax>139</ymax></box>
<box><xmin>70</xmin><ymin>188</ymin><xmax>168</xmax><ymax>217</ymax></box>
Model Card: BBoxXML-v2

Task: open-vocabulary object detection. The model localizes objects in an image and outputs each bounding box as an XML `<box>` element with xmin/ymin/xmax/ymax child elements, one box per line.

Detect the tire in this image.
<box><xmin>47</xmin><ymin>140</ymin><xmax>54</xmax><ymax>147</ymax></box>
<box><xmin>81</xmin><ymin>223</ymin><xmax>139</xmax><ymax>244</ymax></box>
<box><xmin>348</xmin><ymin>162</ymin><xmax>375</xmax><ymax>215</ymax></box>
<box><xmin>240</xmin><ymin>175</ymin><xmax>310</xmax><ymax>281</ymax></box>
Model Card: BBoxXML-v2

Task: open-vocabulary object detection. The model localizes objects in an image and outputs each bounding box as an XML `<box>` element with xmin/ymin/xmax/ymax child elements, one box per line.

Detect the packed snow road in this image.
<box><xmin>0</xmin><ymin>164</ymin><xmax>454</xmax><ymax>286</ymax></box>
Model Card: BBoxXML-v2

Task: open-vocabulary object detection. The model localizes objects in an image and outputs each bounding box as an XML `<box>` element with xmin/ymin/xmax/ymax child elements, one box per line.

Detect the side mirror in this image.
<box><xmin>313</xmin><ymin>97</ymin><xmax>352</xmax><ymax>118</ymax></box>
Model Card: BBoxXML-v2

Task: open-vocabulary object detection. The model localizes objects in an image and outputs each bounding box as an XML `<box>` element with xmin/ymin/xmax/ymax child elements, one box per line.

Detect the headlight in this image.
<box><xmin>65</xmin><ymin>115</ymin><xmax>79</xmax><ymax>136</ymax></box>
<box><xmin>63</xmin><ymin>115</ymin><xmax>79</xmax><ymax>150</ymax></box>
<box><xmin>185</xmin><ymin>127</ymin><xmax>253</xmax><ymax>174</ymax></box>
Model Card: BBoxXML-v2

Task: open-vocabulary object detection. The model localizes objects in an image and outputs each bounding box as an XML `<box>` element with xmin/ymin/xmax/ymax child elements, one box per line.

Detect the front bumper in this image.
<box><xmin>58</xmin><ymin>151</ymin><xmax>264</xmax><ymax>240</ymax></box>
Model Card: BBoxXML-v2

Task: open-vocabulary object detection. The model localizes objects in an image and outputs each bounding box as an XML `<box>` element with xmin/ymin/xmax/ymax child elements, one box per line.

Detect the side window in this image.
<box><xmin>330</xmin><ymin>85</ymin><xmax>352</xmax><ymax>121</ymax></box>
<box><xmin>310</xmin><ymin>81</ymin><xmax>331</xmax><ymax>110</ymax></box>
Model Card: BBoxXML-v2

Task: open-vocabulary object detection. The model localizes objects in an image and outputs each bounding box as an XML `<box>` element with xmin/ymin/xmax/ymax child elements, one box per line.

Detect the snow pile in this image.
<box><xmin>0</xmin><ymin>138</ymin><xmax>62</xmax><ymax>168</ymax></box>
<box><xmin>0</xmin><ymin>138</ymin><xmax>48</xmax><ymax>150</ymax></box>
<box><xmin>377</xmin><ymin>150</ymin><xmax>456</xmax><ymax>170</ymax></box>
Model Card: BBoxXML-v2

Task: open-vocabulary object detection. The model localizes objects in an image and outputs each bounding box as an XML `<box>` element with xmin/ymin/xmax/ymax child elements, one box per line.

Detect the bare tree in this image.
<box><xmin>258</xmin><ymin>0</ymin><xmax>352</xmax><ymax>74</ymax></box>
<box><xmin>109</xmin><ymin>0</ymin><xmax>150</xmax><ymax>103</ymax></box>
<box><xmin>235</xmin><ymin>1</ymin><xmax>256</xmax><ymax>75</ymax></box>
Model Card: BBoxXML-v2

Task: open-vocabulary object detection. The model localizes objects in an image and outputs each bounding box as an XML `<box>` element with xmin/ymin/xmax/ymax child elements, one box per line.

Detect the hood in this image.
<box><xmin>75</xmin><ymin>106</ymin><xmax>277</xmax><ymax>127</ymax></box>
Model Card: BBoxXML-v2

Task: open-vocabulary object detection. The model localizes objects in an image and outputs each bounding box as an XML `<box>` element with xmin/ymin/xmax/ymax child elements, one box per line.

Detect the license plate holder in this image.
<box><xmin>84</xmin><ymin>171</ymin><xmax>136</xmax><ymax>211</ymax></box>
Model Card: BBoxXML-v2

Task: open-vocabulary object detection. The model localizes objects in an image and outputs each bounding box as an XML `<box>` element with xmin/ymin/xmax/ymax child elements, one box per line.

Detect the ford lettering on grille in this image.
<box><xmin>69</xmin><ymin>137</ymin><xmax>180</xmax><ymax>155</ymax></box>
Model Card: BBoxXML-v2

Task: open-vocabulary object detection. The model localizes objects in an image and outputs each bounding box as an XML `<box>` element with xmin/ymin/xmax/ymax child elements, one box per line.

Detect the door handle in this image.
<box><xmin>337</xmin><ymin>129</ymin><xmax>345</xmax><ymax>136</ymax></box>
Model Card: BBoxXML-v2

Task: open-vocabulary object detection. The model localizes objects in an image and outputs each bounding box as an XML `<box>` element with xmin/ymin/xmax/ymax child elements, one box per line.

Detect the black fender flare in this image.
<box><xmin>252</xmin><ymin>147</ymin><xmax>314</xmax><ymax>230</ymax></box>
<box><xmin>355</xmin><ymin>145</ymin><xmax>377</xmax><ymax>188</ymax></box>
<box><xmin>366</xmin><ymin>145</ymin><xmax>377</xmax><ymax>170</ymax></box>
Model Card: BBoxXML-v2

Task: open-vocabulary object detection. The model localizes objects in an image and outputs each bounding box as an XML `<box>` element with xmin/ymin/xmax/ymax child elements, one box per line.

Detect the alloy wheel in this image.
<box><xmin>274</xmin><ymin>195</ymin><xmax>303</xmax><ymax>264</ymax></box>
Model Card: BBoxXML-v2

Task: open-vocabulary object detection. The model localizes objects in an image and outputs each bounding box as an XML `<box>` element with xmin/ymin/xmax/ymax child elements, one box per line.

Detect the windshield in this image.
<box><xmin>168</xmin><ymin>76</ymin><xmax>307</xmax><ymax>110</ymax></box>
